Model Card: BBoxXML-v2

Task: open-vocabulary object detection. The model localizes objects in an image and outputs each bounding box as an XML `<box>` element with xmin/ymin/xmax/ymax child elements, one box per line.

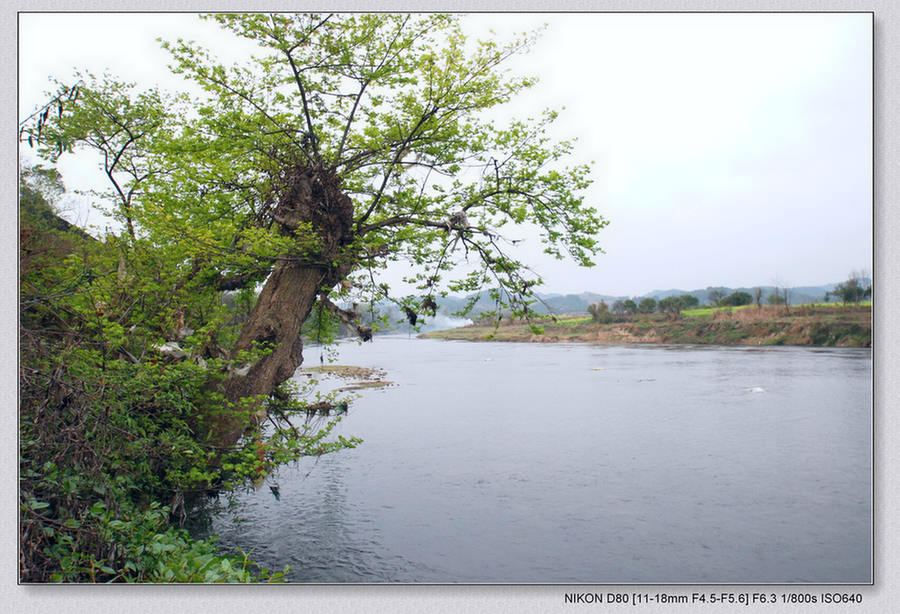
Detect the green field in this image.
<box><xmin>681</xmin><ymin>302</ymin><xmax>872</xmax><ymax>319</ymax></box>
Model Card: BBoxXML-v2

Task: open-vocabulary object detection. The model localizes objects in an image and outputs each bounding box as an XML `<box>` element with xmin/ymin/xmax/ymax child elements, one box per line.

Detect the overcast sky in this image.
<box><xmin>18</xmin><ymin>12</ymin><xmax>872</xmax><ymax>297</ymax></box>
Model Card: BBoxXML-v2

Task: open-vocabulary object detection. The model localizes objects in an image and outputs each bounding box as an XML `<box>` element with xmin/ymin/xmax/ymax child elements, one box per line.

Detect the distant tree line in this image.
<box><xmin>587</xmin><ymin>273</ymin><xmax>872</xmax><ymax>324</ymax></box>
<box><xmin>589</xmin><ymin>294</ymin><xmax>701</xmax><ymax>321</ymax></box>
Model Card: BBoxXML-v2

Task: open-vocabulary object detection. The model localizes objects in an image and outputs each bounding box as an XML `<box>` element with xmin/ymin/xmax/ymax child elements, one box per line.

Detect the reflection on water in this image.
<box><xmin>195</xmin><ymin>338</ymin><xmax>872</xmax><ymax>583</ymax></box>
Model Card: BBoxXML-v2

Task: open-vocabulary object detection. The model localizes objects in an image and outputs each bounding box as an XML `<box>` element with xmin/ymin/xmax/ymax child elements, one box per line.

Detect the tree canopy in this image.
<box><xmin>719</xmin><ymin>291</ymin><xmax>752</xmax><ymax>307</ymax></box>
<box><xmin>19</xmin><ymin>13</ymin><xmax>607</xmax><ymax>581</ymax></box>
<box><xmin>23</xmin><ymin>13</ymin><xmax>605</xmax><ymax>432</ymax></box>
<box><xmin>587</xmin><ymin>301</ymin><xmax>611</xmax><ymax>323</ymax></box>
<box><xmin>30</xmin><ymin>14</ymin><xmax>603</xmax><ymax>308</ymax></box>
<box><xmin>657</xmin><ymin>294</ymin><xmax>699</xmax><ymax>317</ymax></box>
<box><xmin>637</xmin><ymin>297</ymin><xmax>657</xmax><ymax>314</ymax></box>
<box><xmin>832</xmin><ymin>272</ymin><xmax>871</xmax><ymax>305</ymax></box>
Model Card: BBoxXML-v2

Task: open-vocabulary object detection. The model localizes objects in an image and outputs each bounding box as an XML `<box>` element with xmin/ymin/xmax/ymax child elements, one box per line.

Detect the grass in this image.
<box><xmin>682</xmin><ymin>302</ymin><xmax>871</xmax><ymax>319</ymax></box>
<box><xmin>553</xmin><ymin>316</ymin><xmax>592</xmax><ymax>328</ymax></box>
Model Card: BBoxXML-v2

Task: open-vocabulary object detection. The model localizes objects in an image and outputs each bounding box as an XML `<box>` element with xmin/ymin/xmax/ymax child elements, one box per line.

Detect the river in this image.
<box><xmin>194</xmin><ymin>337</ymin><xmax>872</xmax><ymax>583</ymax></box>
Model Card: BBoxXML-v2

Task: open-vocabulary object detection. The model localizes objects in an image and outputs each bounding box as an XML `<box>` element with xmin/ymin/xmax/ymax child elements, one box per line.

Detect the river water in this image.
<box><xmin>196</xmin><ymin>337</ymin><xmax>872</xmax><ymax>583</ymax></box>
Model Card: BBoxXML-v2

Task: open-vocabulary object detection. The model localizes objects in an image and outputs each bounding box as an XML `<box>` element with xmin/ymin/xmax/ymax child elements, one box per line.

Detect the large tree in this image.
<box><xmin>24</xmin><ymin>14</ymin><xmax>605</xmax><ymax>449</ymax></box>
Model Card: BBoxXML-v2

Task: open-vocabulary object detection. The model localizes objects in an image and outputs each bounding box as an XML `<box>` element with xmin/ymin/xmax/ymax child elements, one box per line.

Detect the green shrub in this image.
<box><xmin>19</xmin><ymin>175</ymin><xmax>357</xmax><ymax>582</ymax></box>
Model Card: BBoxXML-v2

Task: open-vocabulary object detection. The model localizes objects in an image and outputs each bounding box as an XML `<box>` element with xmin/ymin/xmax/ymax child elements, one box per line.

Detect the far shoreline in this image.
<box><xmin>419</xmin><ymin>304</ymin><xmax>872</xmax><ymax>348</ymax></box>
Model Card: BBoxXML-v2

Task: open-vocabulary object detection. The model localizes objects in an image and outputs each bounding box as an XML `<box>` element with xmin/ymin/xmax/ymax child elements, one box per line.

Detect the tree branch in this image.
<box><xmin>355</xmin><ymin>106</ymin><xmax>440</xmax><ymax>230</ymax></box>
<box><xmin>319</xmin><ymin>295</ymin><xmax>372</xmax><ymax>341</ymax></box>
<box><xmin>335</xmin><ymin>15</ymin><xmax>411</xmax><ymax>160</ymax></box>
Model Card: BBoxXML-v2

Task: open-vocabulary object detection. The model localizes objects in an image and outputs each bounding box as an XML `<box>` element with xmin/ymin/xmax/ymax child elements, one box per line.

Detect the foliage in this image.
<box><xmin>832</xmin><ymin>273</ymin><xmax>872</xmax><ymax>305</ymax></box>
<box><xmin>679</xmin><ymin>294</ymin><xmax>700</xmax><ymax>309</ymax></box>
<box><xmin>20</xmin><ymin>13</ymin><xmax>606</xmax><ymax>582</ymax></box>
<box><xmin>622</xmin><ymin>299</ymin><xmax>637</xmax><ymax>315</ymax></box>
<box><xmin>657</xmin><ymin>296</ymin><xmax>684</xmax><ymax>318</ymax></box>
<box><xmin>654</xmin><ymin>295</ymin><xmax>696</xmax><ymax>318</ymax></box>
<box><xmin>707</xmin><ymin>289</ymin><xmax>726</xmax><ymax>305</ymax></box>
<box><xmin>637</xmin><ymin>297</ymin><xmax>657</xmax><ymax>314</ymax></box>
<box><xmin>719</xmin><ymin>291</ymin><xmax>752</xmax><ymax>306</ymax></box>
<box><xmin>587</xmin><ymin>301</ymin><xmax>612</xmax><ymax>323</ymax></box>
<box><xmin>24</xmin><ymin>13</ymin><xmax>605</xmax><ymax>328</ymax></box>
<box><xmin>19</xmin><ymin>172</ymin><xmax>355</xmax><ymax>582</ymax></box>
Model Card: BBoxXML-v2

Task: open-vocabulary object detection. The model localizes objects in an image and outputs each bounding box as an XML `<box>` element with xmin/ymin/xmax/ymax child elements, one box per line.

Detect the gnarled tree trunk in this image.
<box><xmin>209</xmin><ymin>165</ymin><xmax>355</xmax><ymax>449</ymax></box>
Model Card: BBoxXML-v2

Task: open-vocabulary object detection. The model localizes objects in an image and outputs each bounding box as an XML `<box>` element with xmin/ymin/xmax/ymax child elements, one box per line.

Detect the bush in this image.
<box><xmin>587</xmin><ymin>302</ymin><xmax>612</xmax><ymax>324</ymax></box>
<box><xmin>637</xmin><ymin>298</ymin><xmax>657</xmax><ymax>314</ymax></box>
<box><xmin>19</xmin><ymin>173</ymin><xmax>357</xmax><ymax>582</ymax></box>
<box><xmin>720</xmin><ymin>291</ymin><xmax>752</xmax><ymax>306</ymax></box>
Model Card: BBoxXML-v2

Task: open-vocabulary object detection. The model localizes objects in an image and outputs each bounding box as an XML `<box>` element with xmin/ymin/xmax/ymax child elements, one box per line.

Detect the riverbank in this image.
<box><xmin>421</xmin><ymin>305</ymin><xmax>871</xmax><ymax>347</ymax></box>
